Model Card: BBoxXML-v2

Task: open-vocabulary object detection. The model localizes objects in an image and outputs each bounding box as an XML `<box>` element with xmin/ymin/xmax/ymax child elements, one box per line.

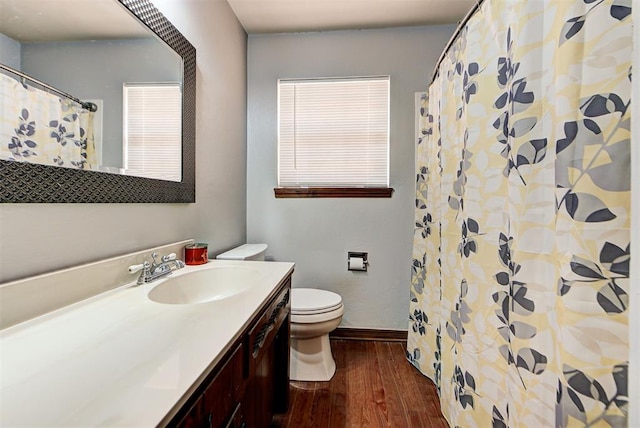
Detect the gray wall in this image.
<box><xmin>21</xmin><ymin>39</ymin><xmax>180</xmax><ymax>168</ymax></box>
<box><xmin>0</xmin><ymin>0</ymin><xmax>248</xmax><ymax>283</ymax></box>
<box><xmin>247</xmin><ymin>26</ymin><xmax>455</xmax><ymax>330</ymax></box>
<box><xmin>0</xmin><ymin>33</ymin><xmax>20</xmax><ymax>69</ymax></box>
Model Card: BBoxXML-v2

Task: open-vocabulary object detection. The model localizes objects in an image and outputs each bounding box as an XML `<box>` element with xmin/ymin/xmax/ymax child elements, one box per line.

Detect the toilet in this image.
<box><xmin>215</xmin><ymin>243</ymin><xmax>268</xmax><ymax>261</ymax></box>
<box><xmin>216</xmin><ymin>244</ymin><xmax>344</xmax><ymax>382</ymax></box>
<box><xmin>289</xmin><ymin>288</ymin><xmax>344</xmax><ymax>381</ymax></box>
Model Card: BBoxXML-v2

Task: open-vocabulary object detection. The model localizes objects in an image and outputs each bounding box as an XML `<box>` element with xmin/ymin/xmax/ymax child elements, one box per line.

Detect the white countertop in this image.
<box><xmin>0</xmin><ymin>260</ymin><xmax>294</xmax><ymax>427</ymax></box>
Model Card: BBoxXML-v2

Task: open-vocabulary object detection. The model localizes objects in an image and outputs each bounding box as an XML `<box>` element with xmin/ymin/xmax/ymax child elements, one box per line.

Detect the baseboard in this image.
<box><xmin>330</xmin><ymin>327</ymin><xmax>407</xmax><ymax>342</ymax></box>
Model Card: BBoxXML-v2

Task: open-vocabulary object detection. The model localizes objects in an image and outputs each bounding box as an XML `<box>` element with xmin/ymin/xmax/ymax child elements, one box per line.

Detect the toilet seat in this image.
<box><xmin>291</xmin><ymin>288</ymin><xmax>343</xmax><ymax>315</ymax></box>
<box><xmin>291</xmin><ymin>288</ymin><xmax>344</xmax><ymax>324</ymax></box>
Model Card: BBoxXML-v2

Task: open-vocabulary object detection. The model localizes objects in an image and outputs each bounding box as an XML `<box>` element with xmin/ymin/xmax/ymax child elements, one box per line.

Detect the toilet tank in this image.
<box><xmin>216</xmin><ymin>244</ymin><xmax>268</xmax><ymax>261</ymax></box>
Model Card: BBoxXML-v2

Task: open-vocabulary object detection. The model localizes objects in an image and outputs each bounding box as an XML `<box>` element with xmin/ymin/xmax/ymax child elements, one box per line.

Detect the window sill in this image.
<box><xmin>274</xmin><ymin>187</ymin><xmax>394</xmax><ymax>198</ymax></box>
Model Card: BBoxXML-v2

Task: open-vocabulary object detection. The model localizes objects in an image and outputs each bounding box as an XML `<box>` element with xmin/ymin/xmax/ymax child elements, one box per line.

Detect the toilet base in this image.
<box><xmin>290</xmin><ymin>334</ymin><xmax>336</xmax><ymax>381</ymax></box>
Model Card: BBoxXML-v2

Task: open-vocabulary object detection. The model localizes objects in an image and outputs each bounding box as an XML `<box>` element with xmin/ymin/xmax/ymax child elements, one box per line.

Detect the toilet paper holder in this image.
<box><xmin>348</xmin><ymin>252</ymin><xmax>369</xmax><ymax>272</ymax></box>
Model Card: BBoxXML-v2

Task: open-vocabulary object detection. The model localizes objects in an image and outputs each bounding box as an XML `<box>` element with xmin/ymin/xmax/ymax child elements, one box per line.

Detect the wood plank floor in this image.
<box><xmin>271</xmin><ymin>340</ymin><xmax>448</xmax><ymax>428</ymax></box>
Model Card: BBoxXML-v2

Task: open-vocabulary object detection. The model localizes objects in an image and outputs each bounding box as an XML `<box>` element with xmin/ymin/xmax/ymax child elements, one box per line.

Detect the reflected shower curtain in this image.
<box><xmin>408</xmin><ymin>1</ymin><xmax>631</xmax><ymax>426</ymax></box>
<box><xmin>0</xmin><ymin>73</ymin><xmax>96</xmax><ymax>169</ymax></box>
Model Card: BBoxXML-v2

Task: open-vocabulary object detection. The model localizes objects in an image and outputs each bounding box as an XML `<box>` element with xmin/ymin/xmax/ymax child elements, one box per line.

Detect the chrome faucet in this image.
<box><xmin>128</xmin><ymin>252</ymin><xmax>185</xmax><ymax>285</ymax></box>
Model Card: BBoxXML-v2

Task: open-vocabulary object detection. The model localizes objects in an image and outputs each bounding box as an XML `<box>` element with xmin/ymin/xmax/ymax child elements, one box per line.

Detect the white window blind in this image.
<box><xmin>123</xmin><ymin>83</ymin><xmax>182</xmax><ymax>182</ymax></box>
<box><xmin>278</xmin><ymin>76</ymin><xmax>389</xmax><ymax>187</ymax></box>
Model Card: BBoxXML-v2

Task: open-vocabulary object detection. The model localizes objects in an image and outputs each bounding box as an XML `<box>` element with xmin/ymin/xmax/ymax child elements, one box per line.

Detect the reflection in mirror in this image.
<box><xmin>0</xmin><ymin>0</ymin><xmax>195</xmax><ymax>203</ymax></box>
<box><xmin>0</xmin><ymin>0</ymin><xmax>183</xmax><ymax>182</ymax></box>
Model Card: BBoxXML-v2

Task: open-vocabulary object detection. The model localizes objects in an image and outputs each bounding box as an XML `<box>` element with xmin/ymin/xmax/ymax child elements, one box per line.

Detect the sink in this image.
<box><xmin>147</xmin><ymin>266</ymin><xmax>259</xmax><ymax>304</ymax></box>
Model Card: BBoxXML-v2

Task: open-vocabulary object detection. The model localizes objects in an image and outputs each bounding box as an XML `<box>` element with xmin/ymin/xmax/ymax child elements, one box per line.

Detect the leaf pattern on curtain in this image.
<box><xmin>1</xmin><ymin>74</ymin><xmax>96</xmax><ymax>170</ymax></box>
<box><xmin>407</xmin><ymin>1</ymin><xmax>631</xmax><ymax>427</ymax></box>
<box><xmin>8</xmin><ymin>108</ymin><xmax>38</xmax><ymax>158</ymax></box>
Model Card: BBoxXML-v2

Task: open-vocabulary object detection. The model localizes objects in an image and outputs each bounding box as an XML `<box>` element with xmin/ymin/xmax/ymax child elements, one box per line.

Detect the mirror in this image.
<box><xmin>0</xmin><ymin>0</ymin><xmax>196</xmax><ymax>202</ymax></box>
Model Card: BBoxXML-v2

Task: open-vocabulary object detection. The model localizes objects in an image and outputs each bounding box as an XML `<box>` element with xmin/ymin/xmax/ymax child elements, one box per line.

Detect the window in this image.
<box><xmin>276</xmin><ymin>76</ymin><xmax>391</xmax><ymax>198</ymax></box>
<box><xmin>123</xmin><ymin>83</ymin><xmax>181</xmax><ymax>182</ymax></box>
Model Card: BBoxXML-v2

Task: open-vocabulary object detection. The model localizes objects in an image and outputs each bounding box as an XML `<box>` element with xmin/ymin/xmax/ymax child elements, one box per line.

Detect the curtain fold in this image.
<box><xmin>408</xmin><ymin>1</ymin><xmax>631</xmax><ymax>426</ymax></box>
<box><xmin>1</xmin><ymin>73</ymin><xmax>96</xmax><ymax>170</ymax></box>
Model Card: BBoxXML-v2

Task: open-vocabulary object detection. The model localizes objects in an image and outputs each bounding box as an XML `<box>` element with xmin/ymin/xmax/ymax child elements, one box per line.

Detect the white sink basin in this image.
<box><xmin>147</xmin><ymin>266</ymin><xmax>260</xmax><ymax>304</ymax></box>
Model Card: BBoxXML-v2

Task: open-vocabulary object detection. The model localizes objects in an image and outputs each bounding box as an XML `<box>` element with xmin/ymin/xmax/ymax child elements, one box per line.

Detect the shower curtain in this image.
<box><xmin>408</xmin><ymin>1</ymin><xmax>631</xmax><ymax>427</ymax></box>
<box><xmin>0</xmin><ymin>73</ymin><xmax>96</xmax><ymax>169</ymax></box>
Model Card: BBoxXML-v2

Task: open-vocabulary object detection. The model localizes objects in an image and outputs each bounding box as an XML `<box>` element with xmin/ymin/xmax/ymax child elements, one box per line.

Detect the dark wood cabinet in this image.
<box><xmin>176</xmin><ymin>344</ymin><xmax>243</xmax><ymax>428</ymax></box>
<box><xmin>171</xmin><ymin>275</ymin><xmax>291</xmax><ymax>428</ymax></box>
<box><xmin>244</xmin><ymin>283</ymin><xmax>290</xmax><ymax>426</ymax></box>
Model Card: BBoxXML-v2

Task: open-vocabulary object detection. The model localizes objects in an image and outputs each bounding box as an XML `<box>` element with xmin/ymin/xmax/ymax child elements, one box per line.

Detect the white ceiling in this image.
<box><xmin>226</xmin><ymin>0</ymin><xmax>476</xmax><ymax>34</ymax></box>
<box><xmin>0</xmin><ymin>0</ymin><xmax>151</xmax><ymax>43</ymax></box>
<box><xmin>1</xmin><ymin>0</ymin><xmax>476</xmax><ymax>42</ymax></box>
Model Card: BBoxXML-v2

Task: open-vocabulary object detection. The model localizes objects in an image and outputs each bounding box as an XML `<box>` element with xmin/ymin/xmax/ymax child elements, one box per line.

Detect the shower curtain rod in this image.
<box><xmin>0</xmin><ymin>64</ymin><xmax>98</xmax><ymax>112</ymax></box>
<box><xmin>430</xmin><ymin>0</ymin><xmax>486</xmax><ymax>84</ymax></box>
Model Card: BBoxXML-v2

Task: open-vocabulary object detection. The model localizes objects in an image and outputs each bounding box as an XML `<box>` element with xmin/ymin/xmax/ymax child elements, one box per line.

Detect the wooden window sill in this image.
<box><xmin>274</xmin><ymin>187</ymin><xmax>393</xmax><ymax>198</ymax></box>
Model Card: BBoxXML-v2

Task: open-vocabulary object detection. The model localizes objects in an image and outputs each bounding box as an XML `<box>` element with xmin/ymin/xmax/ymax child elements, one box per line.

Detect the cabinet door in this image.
<box><xmin>272</xmin><ymin>319</ymin><xmax>290</xmax><ymax>414</ymax></box>
<box><xmin>176</xmin><ymin>393</ymin><xmax>208</xmax><ymax>428</ymax></box>
<box><xmin>176</xmin><ymin>343</ymin><xmax>243</xmax><ymax>428</ymax></box>
<box><xmin>243</xmin><ymin>340</ymin><xmax>276</xmax><ymax>427</ymax></box>
<box><xmin>224</xmin><ymin>403</ymin><xmax>246</xmax><ymax>428</ymax></box>
<box><xmin>244</xmin><ymin>280</ymin><xmax>291</xmax><ymax>426</ymax></box>
<box><xmin>202</xmin><ymin>343</ymin><xmax>244</xmax><ymax>427</ymax></box>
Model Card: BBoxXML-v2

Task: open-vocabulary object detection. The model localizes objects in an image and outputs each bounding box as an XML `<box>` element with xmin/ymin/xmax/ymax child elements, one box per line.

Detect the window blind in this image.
<box><xmin>123</xmin><ymin>83</ymin><xmax>182</xmax><ymax>182</ymax></box>
<box><xmin>278</xmin><ymin>76</ymin><xmax>389</xmax><ymax>187</ymax></box>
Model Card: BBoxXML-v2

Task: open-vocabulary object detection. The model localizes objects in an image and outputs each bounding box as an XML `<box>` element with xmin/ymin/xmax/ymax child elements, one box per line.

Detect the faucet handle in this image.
<box><xmin>129</xmin><ymin>261</ymin><xmax>152</xmax><ymax>285</ymax></box>
<box><xmin>128</xmin><ymin>261</ymin><xmax>149</xmax><ymax>274</ymax></box>
<box><xmin>162</xmin><ymin>253</ymin><xmax>177</xmax><ymax>263</ymax></box>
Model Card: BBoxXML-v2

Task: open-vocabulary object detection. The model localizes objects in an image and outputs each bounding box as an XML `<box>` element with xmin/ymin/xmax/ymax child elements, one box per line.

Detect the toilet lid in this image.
<box><xmin>216</xmin><ymin>243</ymin><xmax>267</xmax><ymax>260</ymax></box>
<box><xmin>291</xmin><ymin>288</ymin><xmax>343</xmax><ymax>315</ymax></box>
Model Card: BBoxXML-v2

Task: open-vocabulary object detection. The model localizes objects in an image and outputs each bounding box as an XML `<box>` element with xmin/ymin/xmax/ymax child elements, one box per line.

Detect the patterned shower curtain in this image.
<box><xmin>408</xmin><ymin>1</ymin><xmax>631</xmax><ymax>426</ymax></box>
<box><xmin>0</xmin><ymin>73</ymin><xmax>96</xmax><ymax>169</ymax></box>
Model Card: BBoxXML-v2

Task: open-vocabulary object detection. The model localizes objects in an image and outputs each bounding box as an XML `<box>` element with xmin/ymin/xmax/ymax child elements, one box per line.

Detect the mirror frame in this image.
<box><xmin>0</xmin><ymin>0</ymin><xmax>196</xmax><ymax>203</ymax></box>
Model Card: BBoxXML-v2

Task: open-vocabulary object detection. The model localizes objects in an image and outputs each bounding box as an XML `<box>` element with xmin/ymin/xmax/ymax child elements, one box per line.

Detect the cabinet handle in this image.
<box><xmin>252</xmin><ymin>322</ymin><xmax>274</xmax><ymax>358</ymax></box>
<box><xmin>252</xmin><ymin>291</ymin><xmax>289</xmax><ymax>358</ymax></box>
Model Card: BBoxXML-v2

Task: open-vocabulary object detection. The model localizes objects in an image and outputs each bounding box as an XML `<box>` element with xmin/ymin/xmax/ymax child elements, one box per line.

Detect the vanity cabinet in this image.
<box><xmin>171</xmin><ymin>275</ymin><xmax>291</xmax><ymax>428</ymax></box>
<box><xmin>177</xmin><ymin>344</ymin><xmax>243</xmax><ymax>428</ymax></box>
<box><xmin>244</xmin><ymin>282</ymin><xmax>291</xmax><ymax>426</ymax></box>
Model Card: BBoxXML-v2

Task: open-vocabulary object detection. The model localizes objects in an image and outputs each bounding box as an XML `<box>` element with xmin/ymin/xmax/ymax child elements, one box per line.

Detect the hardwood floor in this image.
<box><xmin>271</xmin><ymin>340</ymin><xmax>448</xmax><ymax>428</ymax></box>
